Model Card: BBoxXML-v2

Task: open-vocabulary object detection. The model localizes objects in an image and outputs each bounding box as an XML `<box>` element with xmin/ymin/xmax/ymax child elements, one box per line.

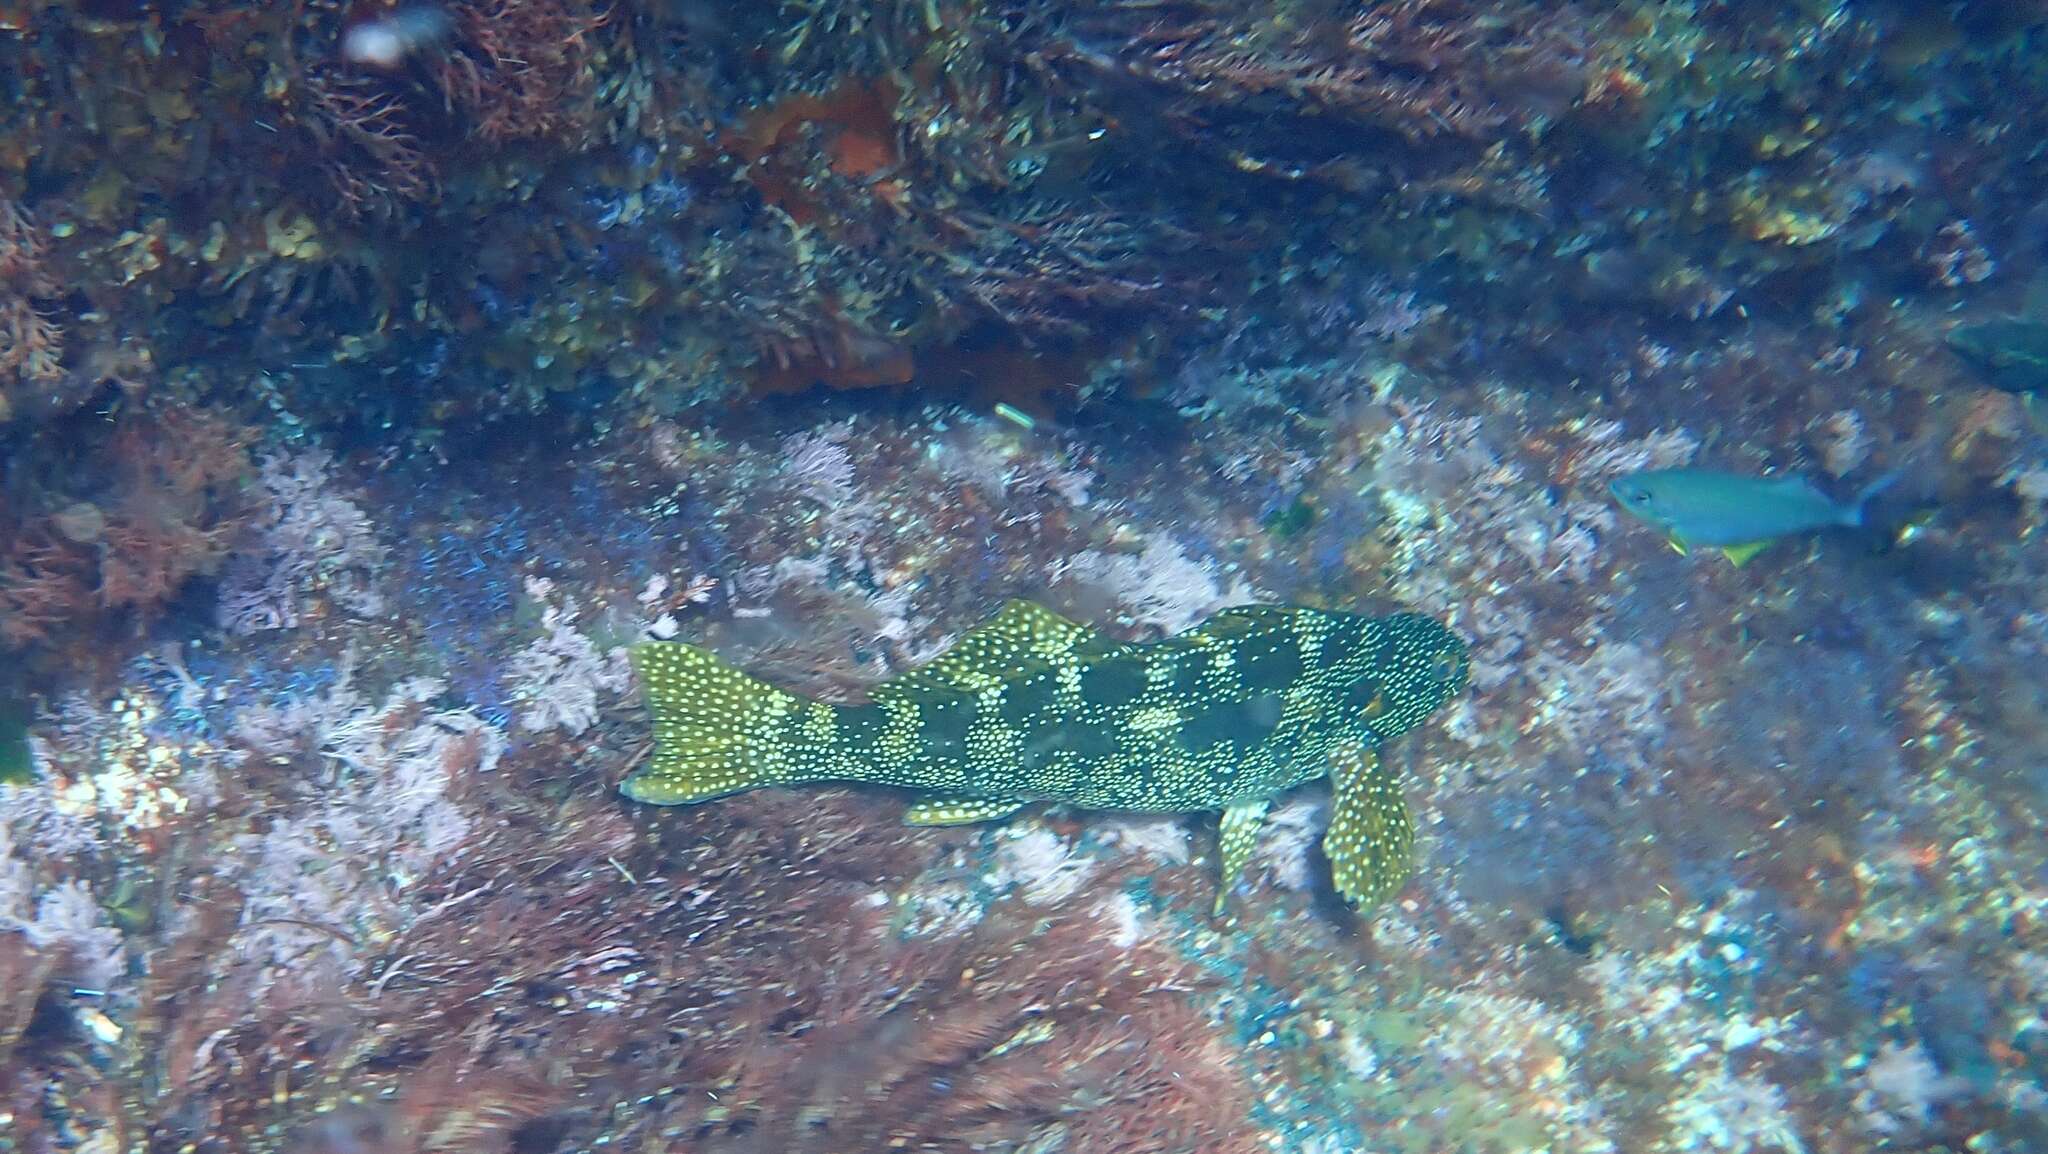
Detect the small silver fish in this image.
<box><xmin>341</xmin><ymin>7</ymin><xmax>454</xmax><ymax>69</ymax></box>
<box><xmin>1609</xmin><ymin>468</ymin><xmax>1894</xmax><ymax>565</ymax></box>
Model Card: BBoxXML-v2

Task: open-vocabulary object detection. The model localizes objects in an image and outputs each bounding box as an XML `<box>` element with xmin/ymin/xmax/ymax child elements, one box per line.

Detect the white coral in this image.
<box><xmin>1095</xmin><ymin>814</ymin><xmax>1192</xmax><ymax>864</ymax></box>
<box><xmin>1665</xmin><ymin>1063</ymin><xmax>1806</xmax><ymax>1154</ymax></box>
<box><xmin>993</xmin><ymin>825</ymin><xmax>1097</xmax><ymax>906</ymax></box>
<box><xmin>224</xmin><ymin>674</ymin><xmax>505</xmax><ymax>979</ymax></box>
<box><xmin>1856</xmin><ymin>1041</ymin><xmax>1967</xmax><ymax>1131</ymax></box>
<box><xmin>504</xmin><ymin>578</ymin><xmax>631</xmax><ymax>735</ymax></box>
<box><xmin>1526</xmin><ymin>636</ymin><xmax>1666</xmax><ymax>774</ymax></box>
<box><xmin>1255</xmin><ymin>795</ymin><xmax>1328</xmax><ymax>892</ymax></box>
<box><xmin>1058</xmin><ymin>531</ymin><xmax>1257</xmax><ymax>634</ymax></box>
<box><xmin>0</xmin><ymin>830</ymin><xmax>125</xmax><ymax>988</ymax></box>
<box><xmin>780</xmin><ymin>424</ymin><xmax>858</xmax><ymax>506</ymax></box>
<box><xmin>217</xmin><ymin>448</ymin><xmax>389</xmax><ymax>633</ymax></box>
<box><xmin>20</xmin><ymin>881</ymin><xmax>125</xmax><ymax>988</ymax></box>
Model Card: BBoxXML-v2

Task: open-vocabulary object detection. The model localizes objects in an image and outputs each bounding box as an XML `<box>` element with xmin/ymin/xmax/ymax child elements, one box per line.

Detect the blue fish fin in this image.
<box><xmin>903</xmin><ymin>797</ymin><xmax>1026</xmax><ymax>826</ymax></box>
<box><xmin>1721</xmin><ymin>541</ymin><xmax>1770</xmax><ymax>566</ymax></box>
<box><xmin>1844</xmin><ymin>466</ymin><xmax>1906</xmax><ymax>528</ymax></box>
<box><xmin>1214</xmin><ymin>800</ymin><xmax>1269</xmax><ymax>916</ymax></box>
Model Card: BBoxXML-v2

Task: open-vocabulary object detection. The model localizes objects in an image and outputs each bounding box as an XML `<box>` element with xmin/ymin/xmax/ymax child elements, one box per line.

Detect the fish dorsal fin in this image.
<box><xmin>1187</xmin><ymin>604</ymin><xmax>1291</xmax><ymax>638</ymax></box>
<box><xmin>874</xmin><ymin>600</ymin><xmax>1116</xmax><ymax>703</ymax></box>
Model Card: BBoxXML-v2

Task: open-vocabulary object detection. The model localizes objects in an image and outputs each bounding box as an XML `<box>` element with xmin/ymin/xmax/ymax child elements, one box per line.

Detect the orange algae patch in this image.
<box><xmin>752</xmin><ymin>322</ymin><xmax>918</xmax><ymax>395</ymax></box>
<box><xmin>916</xmin><ymin>336</ymin><xmax>1105</xmax><ymax>414</ymax></box>
<box><xmin>735</xmin><ymin>79</ymin><xmax>905</xmax><ymax>224</ymax></box>
<box><xmin>749</xmin><ymin>316</ymin><xmax>1117</xmax><ymax>408</ymax></box>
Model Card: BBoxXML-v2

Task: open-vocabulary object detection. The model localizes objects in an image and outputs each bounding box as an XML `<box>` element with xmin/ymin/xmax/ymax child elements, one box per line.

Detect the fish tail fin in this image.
<box><xmin>1844</xmin><ymin>466</ymin><xmax>1906</xmax><ymax>528</ymax></box>
<box><xmin>621</xmin><ymin>641</ymin><xmax>809</xmax><ymax>805</ymax></box>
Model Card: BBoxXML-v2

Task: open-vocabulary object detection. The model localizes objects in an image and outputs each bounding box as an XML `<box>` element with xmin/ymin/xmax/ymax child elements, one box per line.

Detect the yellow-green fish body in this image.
<box><xmin>623</xmin><ymin>601</ymin><xmax>1468</xmax><ymax>912</ymax></box>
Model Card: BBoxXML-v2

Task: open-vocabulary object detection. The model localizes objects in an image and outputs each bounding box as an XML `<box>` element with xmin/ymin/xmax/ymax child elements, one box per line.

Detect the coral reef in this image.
<box><xmin>0</xmin><ymin>403</ymin><xmax>251</xmax><ymax>665</ymax></box>
<box><xmin>0</xmin><ymin>0</ymin><xmax>2031</xmax><ymax>432</ymax></box>
<box><xmin>0</xmin><ymin>199</ymin><xmax>63</xmax><ymax>422</ymax></box>
<box><xmin>4</xmin><ymin>2</ymin><xmax>2048</xmax><ymax>1153</ymax></box>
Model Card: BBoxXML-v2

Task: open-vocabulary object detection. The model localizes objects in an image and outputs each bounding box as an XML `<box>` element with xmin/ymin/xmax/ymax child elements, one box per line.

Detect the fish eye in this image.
<box><xmin>1428</xmin><ymin>647</ymin><xmax>1465</xmax><ymax>686</ymax></box>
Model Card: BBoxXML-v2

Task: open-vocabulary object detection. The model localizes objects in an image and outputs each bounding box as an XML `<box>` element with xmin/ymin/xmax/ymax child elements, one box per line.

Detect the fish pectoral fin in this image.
<box><xmin>1720</xmin><ymin>540</ymin><xmax>1770</xmax><ymax>566</ymax></box>
<box><xmin>903</xmin><ymin>796</ymin><xmax>1027</xmax><ymax>826</ymax></box>
<box><xmin>1323</xmin><ymin>742</ymin><xmax>1415</xmax><ymax>911</ymax></box>
<box><xmin>1214</xmin><ymin>799</ymin><xmax>1270</xmax><ymax>916</ymax></box>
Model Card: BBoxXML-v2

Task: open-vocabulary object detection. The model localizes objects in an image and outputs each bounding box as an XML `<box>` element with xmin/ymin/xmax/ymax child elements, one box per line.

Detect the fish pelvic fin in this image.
<box><xmin>1215</xmin><ymin>799</ymin><xmax>1269</xmax><ymax>916</ymax></box>
<box><xmin>621</xmin><ymin>641</ymin><xmax>808</xmax><ymax>805</ymax></box>
<box><xmin>1323</xmin><ymin>742</ymin><xmax>1414</xmax><ymax>911</ymax></box>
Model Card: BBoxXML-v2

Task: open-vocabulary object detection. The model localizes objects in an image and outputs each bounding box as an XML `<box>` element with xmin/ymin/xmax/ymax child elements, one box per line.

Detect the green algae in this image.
<box><xmin>0</xmin><ymin>699</ymin><xmax>30</xmax><ymax>784</ymax></box>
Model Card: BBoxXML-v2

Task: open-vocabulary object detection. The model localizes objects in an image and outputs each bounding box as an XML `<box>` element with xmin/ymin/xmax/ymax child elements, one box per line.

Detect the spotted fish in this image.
<box><xmin>622</xmin><ymin>601</ymin><xmax>1469</xmax><ymax>913</ymax></box>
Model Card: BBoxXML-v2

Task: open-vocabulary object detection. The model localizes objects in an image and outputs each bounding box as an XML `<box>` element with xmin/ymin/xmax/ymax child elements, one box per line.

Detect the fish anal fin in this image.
<box><xmin>1721</xmin><ymin>540</ymin><xmax>1770</xmax><ymax>566</ymax></box>
<box><xmin>1322</xmin><ymin>742</ymin><xmax>1414</xmax><ymax>911</ymax></box>
<box><xmin>620</xmin><ymin>761</ymin><xmax>755</xmax><ymax>805</ymax></box>
<box><xmin>1214</xmin><ymin>799</ymin><xmax>1270</xmax><ymax>916</ymax></box>
<box><xmin>904</xmin><ymin>796</ymin><xmax>1026</xmax><ymax>826</ymax></box>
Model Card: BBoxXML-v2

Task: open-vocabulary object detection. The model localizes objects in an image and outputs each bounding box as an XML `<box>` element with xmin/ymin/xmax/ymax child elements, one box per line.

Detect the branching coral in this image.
<box><xmin>300</xmin><ymin>70</ymin><xmax>441</xmax><ymax>217</ymax></box>
<box><xmin>1023</xmin><ymin>0</ymin><xmax>1595</xmax><ymax>173</ymax></box>
<box><xmin>0</xmin><ymin>404</ymin><xmax>251</xmax><ymax>656</ymax></box>
<box><xmin>440</xmin><ymin>0</ymin><xmax>610</xmax><ymax>145</ymax></box>
<box><xmin>0</xmin><ymin>198</ymin><xmax>63</xmax><ymax>416</ymax></box>
<box><xmin>501</xmin><ymin>576</ymin><xmax>631</xmax><ymax>735</ymax></box>
<box><xmin>216</xmin><ymin>447</ymin><xmax>389</xmax><ymax>634</ymax></box>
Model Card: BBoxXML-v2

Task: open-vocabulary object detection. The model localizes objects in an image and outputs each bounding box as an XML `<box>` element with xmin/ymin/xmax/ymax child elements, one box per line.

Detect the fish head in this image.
<box><xmin>1608</xmin><ymin>473</ymin><xmax>1673</xmax><ymax>530</ymax></box>
<box><xmin>1393</xmin><ymin>611</ymin><xmax>1470</xmax><ymax>701</ymax></box>
<box><xmin>1337</xmin><ymin>612</ymin><xmax>1469</xmax><ymax>738</ymax></box>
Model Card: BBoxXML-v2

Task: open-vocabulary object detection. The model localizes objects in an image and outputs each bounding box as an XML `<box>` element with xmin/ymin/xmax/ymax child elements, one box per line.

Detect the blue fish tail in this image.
<box><xmin>1843</xmin><ymin>466</ymin><xmax>1905</xmax><ymax>528</ymax></box>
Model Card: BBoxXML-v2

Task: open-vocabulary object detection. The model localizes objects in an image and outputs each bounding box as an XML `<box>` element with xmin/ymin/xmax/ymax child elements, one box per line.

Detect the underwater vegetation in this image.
<box><xmin>3</xmin><ymin>2</ymin><xmax>2048</xmax><ymax>1154</ymax></box>
<box><xmin>1947</xmin><ymin>316</ymin><xmax>2048</xmax><ymax>394</ymax></box>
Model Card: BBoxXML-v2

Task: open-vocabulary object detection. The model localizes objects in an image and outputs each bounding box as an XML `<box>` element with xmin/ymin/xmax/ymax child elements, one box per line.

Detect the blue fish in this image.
<box><xmin>1609</xmin><ymin>468</ymin><xmax>1896</xmax><ymax>565</ymax></box>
